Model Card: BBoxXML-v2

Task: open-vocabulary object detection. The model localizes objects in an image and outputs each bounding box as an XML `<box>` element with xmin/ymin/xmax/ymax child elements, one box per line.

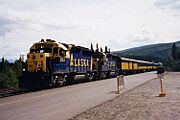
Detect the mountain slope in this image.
<box><xmin>113</xmin><ymin>41</ymin><xmax>180</xmax><ymax>62</ymax></box>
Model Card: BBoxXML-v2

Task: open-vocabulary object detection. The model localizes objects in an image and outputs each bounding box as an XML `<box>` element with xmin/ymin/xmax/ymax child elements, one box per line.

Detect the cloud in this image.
<box><xmin>132</xmin><ymin>30</ymin><xmax>157</xmax><ymax>43</ymax></box>
<box><xmin>0</xmin><ymin>0</ymin><xmax>88</xmax><ymax>36</ymax></box>
<box><xmin>155</xmin><ymin>0</ymin><xmax>180</xmax><ymax>11</ymax></box>
<box><xmin>0</xmin><ymin>17</ymin><xmax>16</xmax><ymax>36</ymax></box>
<box><xmin>0</xmin><ymin>0</ymin><xmax>180</xmax><ymax>60</ymax></box>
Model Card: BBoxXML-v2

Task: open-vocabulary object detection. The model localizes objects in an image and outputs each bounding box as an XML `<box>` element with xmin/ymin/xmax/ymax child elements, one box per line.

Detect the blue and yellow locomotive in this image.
<box><xmin>19</xmin><ymin>39</ymin><xmax>161</xmax><ymax>89</ymax></box>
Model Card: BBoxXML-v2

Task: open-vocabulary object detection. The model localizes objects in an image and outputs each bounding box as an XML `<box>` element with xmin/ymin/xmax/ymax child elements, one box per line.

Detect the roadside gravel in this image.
<box><xmin>70</xmin><ymin>72</ymin><xmax>180</xmax><ymax>120</ymax></box>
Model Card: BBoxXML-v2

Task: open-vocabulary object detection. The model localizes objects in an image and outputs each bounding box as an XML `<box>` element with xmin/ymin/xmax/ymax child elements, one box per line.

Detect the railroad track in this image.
<box><xmin>0</xmin><ymin>72</ymin><xmax>151</xmax><ymax>98</ymax></box>
<box><xmin>0</xmin><ymin>88</ymin><xmax>30</xmax><ymax>98</ymax></box>
<box><xmin>0</xmin><ymin>78</ymin><xmax>108</xmax><ymax>98</ymax></box>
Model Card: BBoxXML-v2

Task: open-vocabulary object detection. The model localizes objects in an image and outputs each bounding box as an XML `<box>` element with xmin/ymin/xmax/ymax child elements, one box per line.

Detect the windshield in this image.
<box><xmin>30</xmin><ymin>43</ymin><xmax>52</xmax><ymax>53</ymax></box>
<box><xmin>30</xmin><ymin>48</ymin><xmax>52</xmax><ymax>53</ymax></box>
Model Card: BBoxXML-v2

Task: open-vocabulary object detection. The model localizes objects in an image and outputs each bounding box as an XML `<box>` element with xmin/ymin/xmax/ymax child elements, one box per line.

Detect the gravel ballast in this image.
<box><xmin>70</xmin><ymin>72</ymin><xmax>180</xmax><ymax>120</ymax></box>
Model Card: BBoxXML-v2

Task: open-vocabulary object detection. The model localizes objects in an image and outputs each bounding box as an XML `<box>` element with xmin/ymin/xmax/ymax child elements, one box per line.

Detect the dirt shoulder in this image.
<box><xmin>70</xmin><ymin>72</ymin><xmax>180</xmax><ymax>120</ymax></box>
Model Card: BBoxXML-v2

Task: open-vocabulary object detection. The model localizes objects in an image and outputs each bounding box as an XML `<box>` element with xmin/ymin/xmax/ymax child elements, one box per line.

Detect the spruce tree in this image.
<box><xmin>172</xmin><ymin>43</ymin><xmax>177</xmax><ymax>60</ymax></box>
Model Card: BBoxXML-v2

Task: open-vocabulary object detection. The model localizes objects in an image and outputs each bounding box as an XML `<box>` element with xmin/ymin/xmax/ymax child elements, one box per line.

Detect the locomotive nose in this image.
<box><xmin>27</xmin><ymin>53</ymin><xmax>46</xmax><ymax>72</ymax></box>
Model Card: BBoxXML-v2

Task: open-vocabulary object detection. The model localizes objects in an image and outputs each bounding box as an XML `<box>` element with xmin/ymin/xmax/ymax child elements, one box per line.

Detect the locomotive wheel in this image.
<box><xmin>98</xmin><ymin>73</ymin><xmax>103</xmax><ymax>80</ymax></box>
<box><xmin>49</xmin><ymin>75</ymin><xmax>56</xmax><ymax>87</ymax></box>
<box><xmin>65</xmin><ymin>74</ymin><xmax>75</xmax><ymax>84</ymax></box>
<box><xmin>102</xmin><ymin>72</ymin><xmax>107</xmax><ymax>79</ymax></box>
<box><xmin>86</xmin><ymin>73</ymin><xmax>94</xmax><ymax>82</ymax></box>
<box><xmin>115</xmin><ymin>71</ymin><xmax>119</xmax><ymax>77</ymax></box>
<box><xmin>56</xmin><ymin>76</ymin><xmax>66</xmax><ymax>86</ymax></box>
<box><xmin>89</xmin><ymin>73</ymin><xmax>94</xmax><ymax>81</ymax></box>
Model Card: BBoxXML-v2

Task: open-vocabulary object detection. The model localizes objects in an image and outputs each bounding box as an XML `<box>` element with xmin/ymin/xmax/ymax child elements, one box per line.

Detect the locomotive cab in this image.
<box><xmin>26</xmin><ymin>39</ymin><xmax>69</xmax><ymax>73</ymax></box>
<box><xmin>20</xmin><ymin>39</ymin><xmax>70</xmax><ymax>89</ymax></box>
<box><xmin>27</xmin><ymin>39</ymin><xmax>53</xmax><ymax>73</ymax></box>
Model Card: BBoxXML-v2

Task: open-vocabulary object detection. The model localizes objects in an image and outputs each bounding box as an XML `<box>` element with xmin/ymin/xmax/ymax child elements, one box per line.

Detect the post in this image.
<box><xmin>116</xmin><ymin>75</ymin><xmax>124</xmax><ymax>94</ymax></box>
<box><xmin>157</xmin><ymin>67</ymin><xmax>166</xmax><ymax>97</ymax></box>
<box><xmin>160</xmin><ymin>78</ymin><xmax>164</xmax><ymax>94</ymax></box>
<box><xmin>157</xmin><ymin>74</ymin><xmax>166</xmax><ymax>97</ymax></box>
<box><xmin>159</xmin><ymin>76</ymin><xmax>166</xmax><ymax>97</ymax></box>
<box><xmin>120</xmin><ymin>75</ymin><xmax>125</xmax><ymax>89</ymax></box>
<box><xmin>117</xmin><ymin>76</ymin><xmax>120</xmax><ymax>94</ymax></box>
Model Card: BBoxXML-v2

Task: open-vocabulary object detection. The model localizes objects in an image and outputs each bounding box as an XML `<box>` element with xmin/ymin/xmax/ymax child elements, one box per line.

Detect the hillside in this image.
<box><xmin>113</xmin><ymin>41</ymin><xmax>180</xmax><ymax>70</ymax></box>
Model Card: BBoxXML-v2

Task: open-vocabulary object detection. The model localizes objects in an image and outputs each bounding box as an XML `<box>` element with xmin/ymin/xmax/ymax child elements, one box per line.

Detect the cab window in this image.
<box><xmin>40</xmin><ymin>49</ymin><xmax>44</xmax><ymax>53</ymax></box>
<box><xmin>30</xmin><ymin>49</ymin><xmax>37</xmax><ymax>53</ymax></box>
<box><xmin>59</xmin><ymin>49</ymin><xmax>66</xmax><ymax>57</ymax></box>
<box><xmin>44</xmin><ymin>48</ymin><xmax>52</xmax><ymax>53</ymax></box>
<box><xmin>53</xmin><ymin>47</ymin><xmax>58</xmax><ymax>54</ymax></box>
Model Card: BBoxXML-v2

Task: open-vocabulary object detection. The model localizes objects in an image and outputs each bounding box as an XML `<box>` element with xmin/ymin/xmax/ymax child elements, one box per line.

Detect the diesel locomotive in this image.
<box><xmin>19</xmin><ymin>39</ymin><xmax>161</xmax><ymax>89</ymax></box>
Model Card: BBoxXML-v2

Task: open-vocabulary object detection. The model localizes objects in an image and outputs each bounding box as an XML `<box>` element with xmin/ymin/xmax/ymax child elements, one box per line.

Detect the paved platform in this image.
<box><xmin>0</xmin><ymin>72</ymin><xmax>156</xmax><ymax>120</ymax></box>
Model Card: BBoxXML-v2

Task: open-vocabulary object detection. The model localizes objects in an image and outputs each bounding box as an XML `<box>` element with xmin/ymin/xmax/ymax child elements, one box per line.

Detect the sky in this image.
<box><xmin>0</xmin><ymin>0</ymin><xmax>180</xmax><ymax>60</ymax></box>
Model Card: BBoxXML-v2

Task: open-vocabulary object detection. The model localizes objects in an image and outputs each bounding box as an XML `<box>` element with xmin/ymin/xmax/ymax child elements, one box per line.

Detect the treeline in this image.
<box><xmin>170</xmin><ymin>43</ymin><xmax>180</xmax><ymax>71</ymax></box>
<box><xmin>0</xmin><ymin>58</ymin><xmax>22</xmax><ymax>89</ymax></box>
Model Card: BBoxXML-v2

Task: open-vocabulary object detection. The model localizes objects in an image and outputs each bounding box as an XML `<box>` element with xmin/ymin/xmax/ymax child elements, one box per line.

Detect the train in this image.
<box><xmin>19</xmin><ymin>39</ymin><xmax>161</xmax><ymax>89</ymax></box>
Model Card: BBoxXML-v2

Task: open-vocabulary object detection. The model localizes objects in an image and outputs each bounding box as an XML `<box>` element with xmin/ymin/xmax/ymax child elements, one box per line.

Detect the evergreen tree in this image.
<box><xmin>100</xmin><ymin>47</ymin><xmax>103</xmax><ymax>52</ymax></box>
<box><xmin>96</xmin><ymin>43</ymin><xmax>99</xmax><ymax>52</ymax></box>
<box><xmin>0</xmin><ymin>58</ymin><xmax>20</xmax><ymax>89</ymax></box>
<box><xmin>91</xmin><ymin>43</ymin><xmax>93</xmax><ymax>51</ymax></box>
<box><xmin>0</xmin><ymin>67</ymin><xmax>18</xmax><ymax>88</ymax></box>
<box><xmin>172</xmin><ymin>43</ymin><xmax>177</xmax><ymax>60</ymax></box>
<box><xmin>13</xmin><ymin>60</ymin><xmax>22</xmax><ymax>77</ymax></box>
<box><xmin>105</xmin><ymin>46</ymin><xmax>108</xmax><ymax>53</ymax></box>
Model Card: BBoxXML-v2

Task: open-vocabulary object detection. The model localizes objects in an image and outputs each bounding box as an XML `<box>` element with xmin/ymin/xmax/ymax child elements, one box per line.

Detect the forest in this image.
<box><xmin>0</xmin><ymin>58</ymin><xmax>22</xmax><ymax>89</ymax></box>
